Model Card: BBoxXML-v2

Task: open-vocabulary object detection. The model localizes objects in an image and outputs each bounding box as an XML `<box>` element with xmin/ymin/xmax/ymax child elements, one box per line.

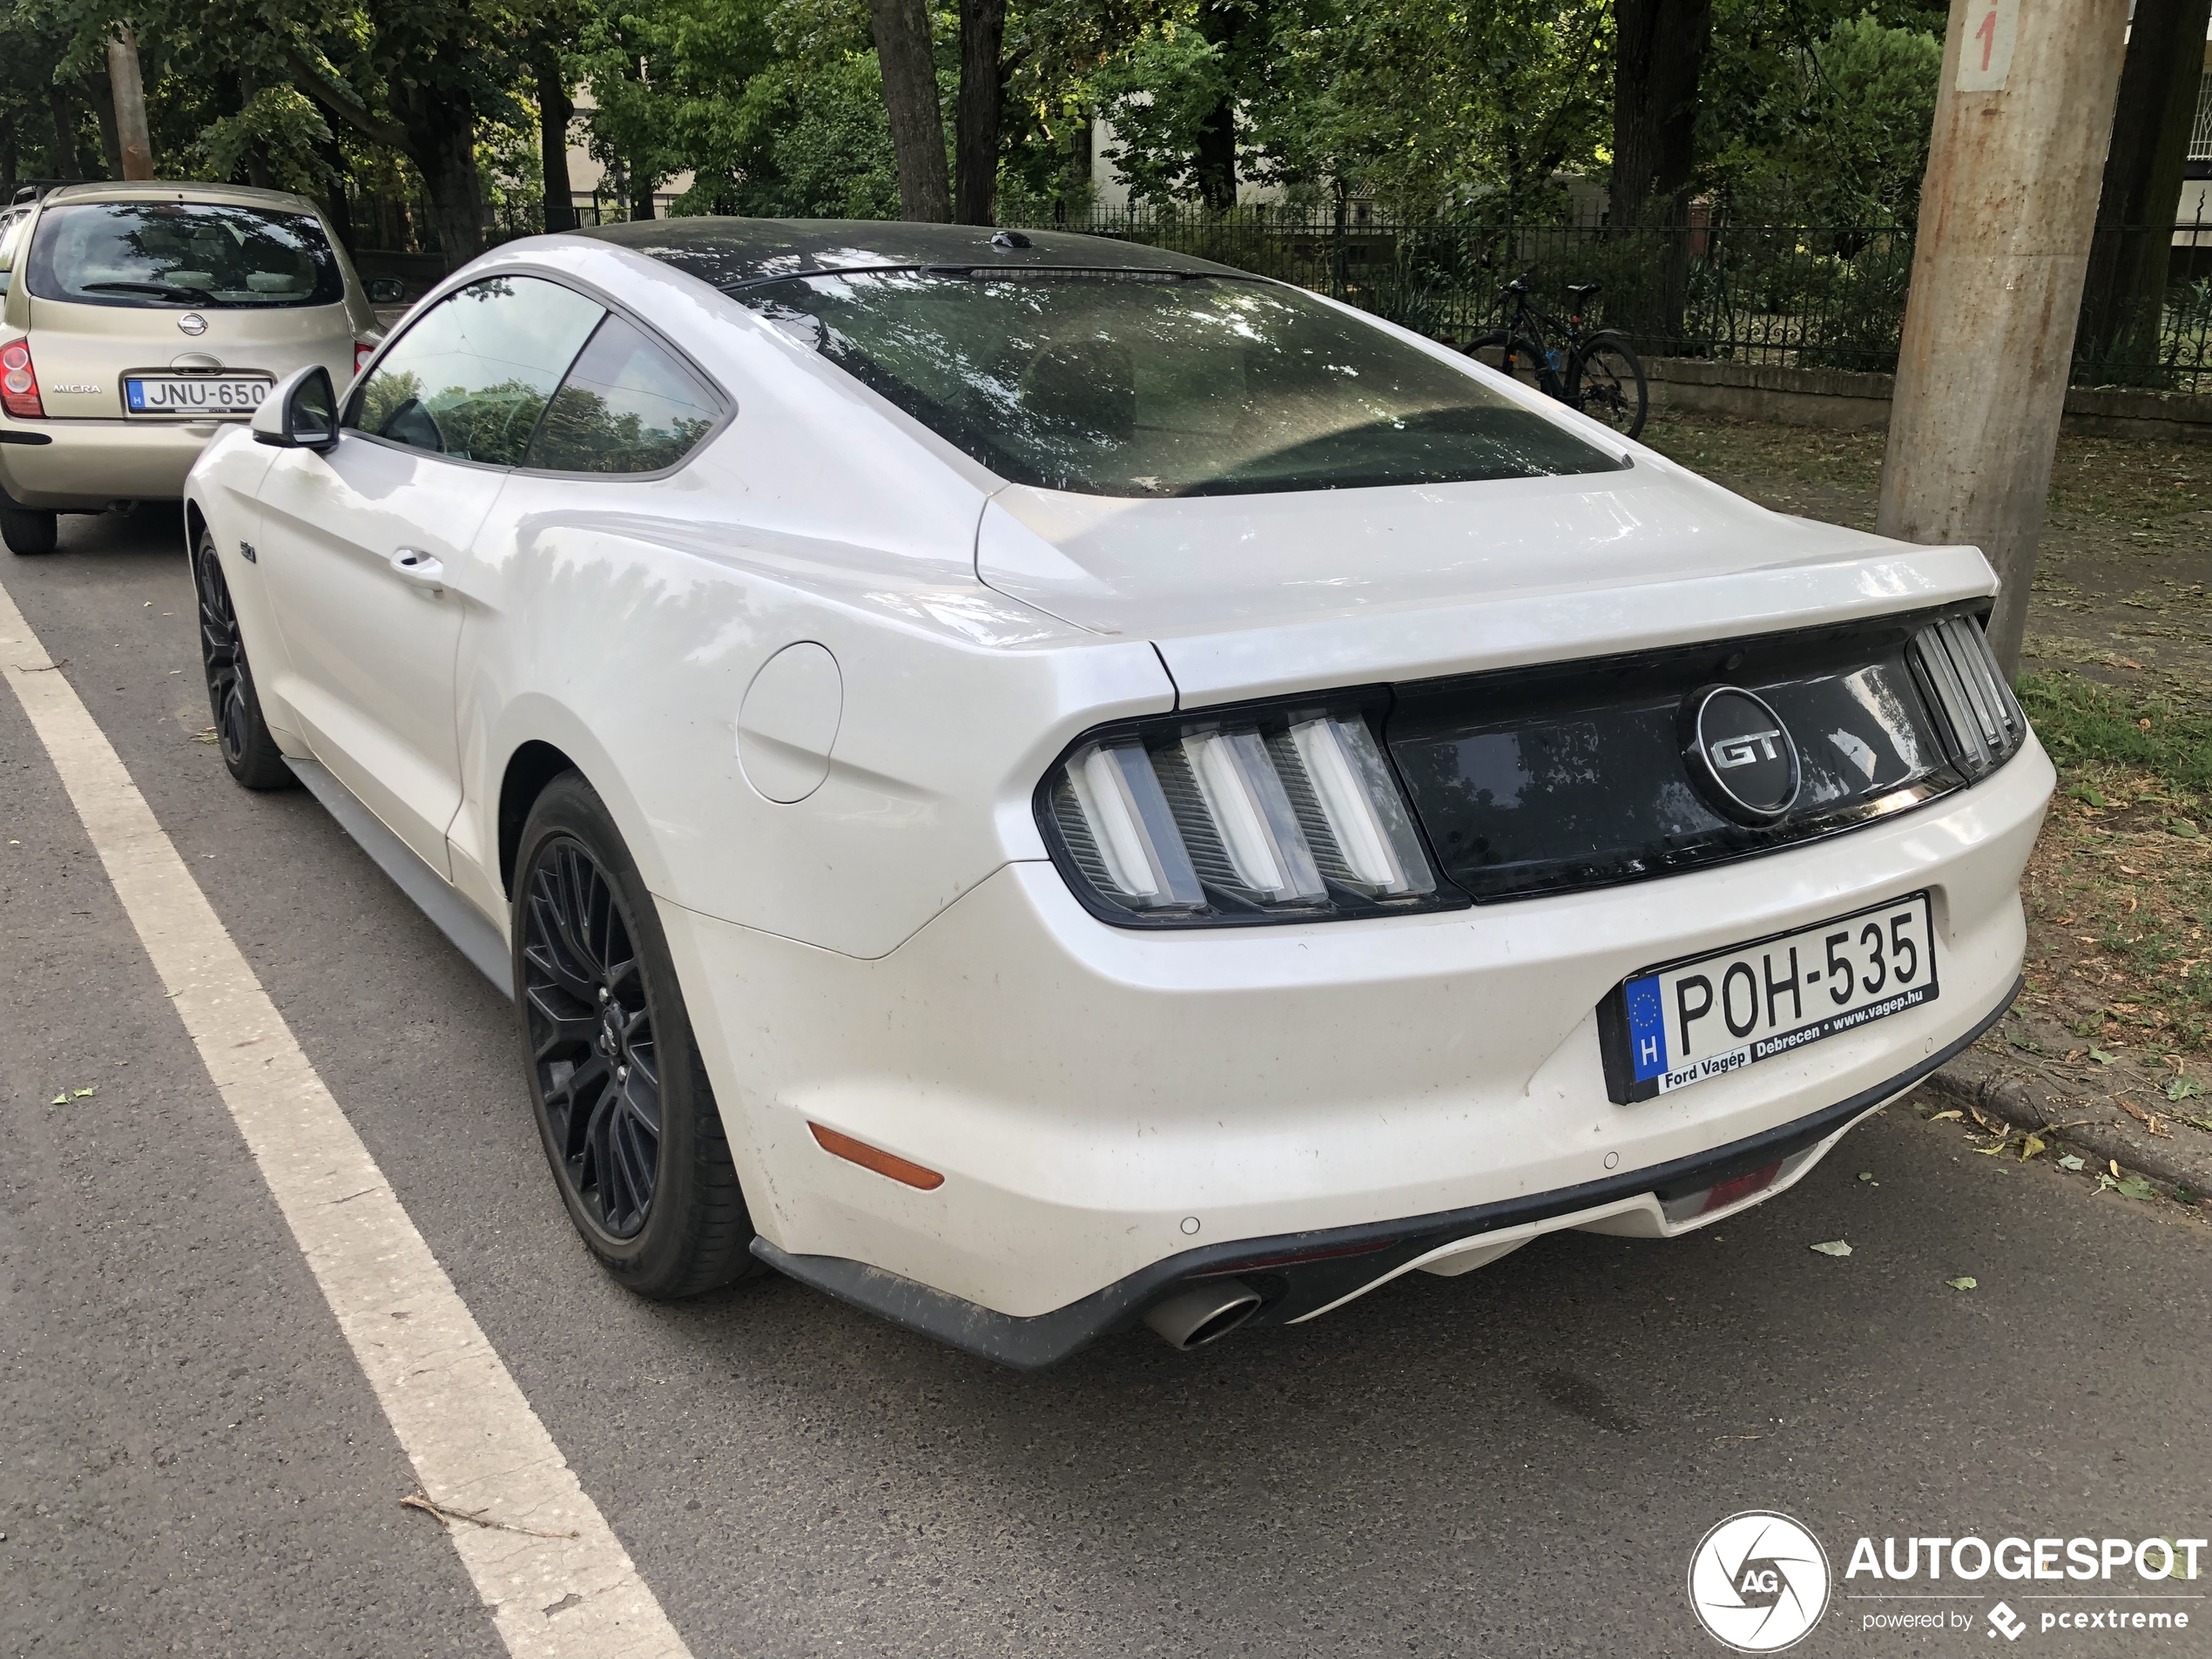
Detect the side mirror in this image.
<box><xmin>253</xmin><ymin>365</ymin><xmax>339</xmax><ymax>452</ymax></box>
<box><xmin>367</xmin><ymin>277</ymin><xmax>404</xmax><ymax>304</ymax></box>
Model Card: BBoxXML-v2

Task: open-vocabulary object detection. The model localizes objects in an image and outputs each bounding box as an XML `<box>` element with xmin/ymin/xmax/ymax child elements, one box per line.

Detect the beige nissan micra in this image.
<box><xmin>0</xmin><ymin>179</ymin><xmax>381</xmax><ymax>555</ymax></box>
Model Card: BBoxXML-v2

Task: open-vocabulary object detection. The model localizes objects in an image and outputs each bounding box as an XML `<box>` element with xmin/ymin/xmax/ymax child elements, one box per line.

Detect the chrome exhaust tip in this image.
<box><xmin>1142</xmin><ymin>1278</ymin><xmax>1262</xmax><ymax>1351</ymax></box>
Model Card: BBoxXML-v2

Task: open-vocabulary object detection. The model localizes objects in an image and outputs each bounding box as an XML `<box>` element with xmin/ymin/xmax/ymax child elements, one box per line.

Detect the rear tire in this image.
<box><xmin>192</xmin><ymin>531</ymin><xmax>295</xmax><ymax>790</ymax></box>
<box><xmin>3</xmin><ymin>506</ymin><xmax>57</xmax><ymax>556</ymax></box>
<box><xmin>1570</xmin><ymin>333</ymin><xmax>1649</xmax><ymax>438</ymax></box>
<box><xmin>514</xmin><ymin>772</ymin><xmax>761</xmax><ymax>1300</ymax></box>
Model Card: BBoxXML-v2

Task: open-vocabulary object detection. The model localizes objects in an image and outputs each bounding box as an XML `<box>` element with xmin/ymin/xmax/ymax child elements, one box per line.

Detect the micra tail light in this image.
<box><xmin>354</xmin><ymin>341</ymin><xmax>376</xmax><ymax>375</ymax></box>
<box><xmin>1</xmin><ymin>339</ymin><xmax>44</xmax><ymax>418</ymax></box>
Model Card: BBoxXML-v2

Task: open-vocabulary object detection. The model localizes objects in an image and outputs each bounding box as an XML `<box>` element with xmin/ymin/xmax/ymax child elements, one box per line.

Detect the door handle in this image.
<box><xmin>388</xmin><ymin>547</ymin><xmax>445</xmax><ymax>591</ymax></box>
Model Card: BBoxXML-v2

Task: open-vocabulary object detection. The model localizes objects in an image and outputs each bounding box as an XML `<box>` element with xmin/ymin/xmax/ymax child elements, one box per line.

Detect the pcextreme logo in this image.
<box><xmin>1688</xmin><ymin>1511</ymin><xmax>1832</xmax><ymax>1653</ymax></box>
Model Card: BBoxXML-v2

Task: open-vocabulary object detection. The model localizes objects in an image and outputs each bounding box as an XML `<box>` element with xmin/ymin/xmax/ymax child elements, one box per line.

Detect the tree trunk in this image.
<box><xmin>1192</xmin><ymin>1</ymin><xmax>1240</xmax><ymax>212</ymax></box>
<box><xmin>870</xmin><ymin>0</ymin><xmax>950</xmax><ymax>220</ymax></box>
<box><xmin>106</xmin><ymin>27</ymin><xmax>154</xmax><ymax>180</ymax></box>
<box><xmin>45</xmin><ymin>88</ymin><xmax>82</xmax><ymax>181</ymax></box>
<box><xmin>317</xmin><ymin>132</ymin><xmax>354</xmax><ymax>253</ymax></box>
<box><xmin>397</xmin><ymin>92</ymin><xmax>485</xmax><ymax>266</ymax></box>
<box><xmin>1609</xmin><ymin>0</ymin><xmax>1711</xmax><ymax>227</ymax></box>
<box><xmin>3</xmin><ymin>116</ymin><xmax>18</xmax><ymax>202</ymax></box>
<box><xmin>87</xmin><ymin>74</ymin><xmax>122</xmax><ymax>179</ymax></box>
<box><xmin>2074</xmin><ymin>0</ymin><xmax>2211</xmax><ymax>381</ymax></box>
<box><xmin>537</xmin><ymin>51</ymin><xmax>576</xmax><ymax>233</ymax></box>
<box><xmin>954</xmin><ymin>0</ymin><xmax>1004</xmax><ymax>225</ymax></box>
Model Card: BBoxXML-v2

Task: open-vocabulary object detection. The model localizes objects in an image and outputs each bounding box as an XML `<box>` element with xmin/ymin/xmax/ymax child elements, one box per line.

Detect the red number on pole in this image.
<box><xmin>1975</xmin><ymin>3</ymin><xmax>1997</xmax><ymax>71</ymax></box>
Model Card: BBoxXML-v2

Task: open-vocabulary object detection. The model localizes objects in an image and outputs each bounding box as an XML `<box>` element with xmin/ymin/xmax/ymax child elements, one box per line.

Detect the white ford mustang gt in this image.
<box><xmin>184</xmin><ymin>220</ymin><xmax>2053</xmax><ymax>1365</ymax></box>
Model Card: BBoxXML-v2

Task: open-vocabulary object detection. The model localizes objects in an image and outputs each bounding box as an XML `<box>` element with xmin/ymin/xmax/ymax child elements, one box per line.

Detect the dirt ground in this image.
<box><xmin>1642</xmin><ymin>411</ymin><xmax>2212</xmax><ymax>1208</ymax></box>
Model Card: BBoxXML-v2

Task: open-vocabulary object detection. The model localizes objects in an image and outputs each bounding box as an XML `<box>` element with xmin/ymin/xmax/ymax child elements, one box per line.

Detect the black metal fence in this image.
<box><xmin>1003</xmin><ymin>206</ymin><xmax>2212</xmax><ymax>394</ymax></box>
<box><xmin>347</xmin><ymin>190</ymin><xmax>2212</xmax><ymax>395</ymax></box>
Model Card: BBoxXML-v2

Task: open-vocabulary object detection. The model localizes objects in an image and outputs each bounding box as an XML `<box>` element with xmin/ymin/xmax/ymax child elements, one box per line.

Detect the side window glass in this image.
<box><xmin>347</xmin><ymin>275</ymin><xmax>603</xmax><ymax>466</ymax></box>
<box><xmin>523</xmin><ymin>314</ymin><xmax>722</xmax><ymax>475</ymax></box>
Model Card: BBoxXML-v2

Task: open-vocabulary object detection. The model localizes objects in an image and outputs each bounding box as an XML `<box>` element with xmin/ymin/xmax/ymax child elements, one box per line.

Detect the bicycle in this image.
<box><xmin>1463</xmin><ymin>276</ymin><xmax>1649</xmax><ymax>439</ymax></box>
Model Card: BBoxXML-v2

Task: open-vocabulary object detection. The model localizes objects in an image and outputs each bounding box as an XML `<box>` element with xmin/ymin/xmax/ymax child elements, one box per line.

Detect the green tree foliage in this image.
<box><xmin>1699</xmin><ymin>7</ymin><xmax>1944</xmax><ymax>224</ymax></box>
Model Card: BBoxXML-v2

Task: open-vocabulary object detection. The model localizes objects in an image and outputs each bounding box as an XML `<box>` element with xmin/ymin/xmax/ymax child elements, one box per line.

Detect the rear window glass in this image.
<box><xmin>27</xmin><ymin>201</ymin><xmax>344</xmax><ymax>309</ymax></box>
<box><xmin>735</xmin><ymin>270</ymin><xmax>1621</xmax><ymax>497</ymax></box>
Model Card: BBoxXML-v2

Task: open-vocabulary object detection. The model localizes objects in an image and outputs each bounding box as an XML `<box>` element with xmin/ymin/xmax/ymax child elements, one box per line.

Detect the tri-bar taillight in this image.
<box><xmin>1907</xmin><ymin>613</ymin><xmax>2026</xmax><ymax>778</ymax></box>
<box><xmin>1039</xmin><ymin>698</ymin><xmax>1460</xmax><ymax>927</ymax></box>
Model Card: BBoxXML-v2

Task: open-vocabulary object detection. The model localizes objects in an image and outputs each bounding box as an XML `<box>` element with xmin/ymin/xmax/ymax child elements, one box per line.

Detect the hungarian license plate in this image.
<box><xmin>124</xmin><ymin>374</ymin><xmax>269</xmax><ymax>415</ymax></box>
<box><xmin>1600</xmin><ymin>892</ymin><xmax>1939</xmax><ymax>1103</ymax></box>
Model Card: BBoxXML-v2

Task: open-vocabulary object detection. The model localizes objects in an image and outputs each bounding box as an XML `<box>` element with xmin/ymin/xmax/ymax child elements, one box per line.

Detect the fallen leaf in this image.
<box><xmin>2090</xmin><ymin>1048</ymin><xmax>2116</xmax><ymax>1064</ymax></box>
<box><xmin>1974</xmin><ymin>1141</ymin><xmax>2010</xmax><ymax>1156</ymax></box>
<box><xmin>2070</xmin><ymin>783</ymin><xmax>2111</xmax><ymax>809</ymax></box>
<box><xmin>49</xmin><ymin>1093</ymin><xmax>65</xmax><ymax>1106</ymax></box>
<box><xmin>1810</xmin><ymin>1240</ymin><xmax>1852</xmax><ymax>1257</ymax></box>
<box><xmin>1857</xmin><ymin>1171</ymin><xmax>1874</xmax><ymax>1182</ymax></box>
<box><xmin>2111</xmin><ymin>1159</ymin><xmax>2123</xmax><ymax>1177</ymax></box>
<box><xmin>1946</xmin><ymin>1276</ymin><xmax>1978</xmax><ymax>1291</ymax></box>
<box><xmin>2168</xmin><ymin>1076</ymin><xmax>2203</xmax><ymax>1102</ymax></box>
<box><xmin>2121</xmin><ymin>658</ymin><xmax>2142</xmax><ymax>669</ymax></box>
<box><xmin>2116</xmin><ymin>1175</ymin><xmax>2157</xmax><ymax>1201</ymax></box>
<box><xmin>2059</xmin><ymin>1154</ymin><xmax>2087</xmax><ymax>1171</ymax></box>
<box><xmin>71</xmin><ymin>1087</ymin><xmax>94</xmax><ymax>1097</ymax></box>
<box><xmin>2020</xmin><ymin>1135</ymin><xmax>2046</xmax><ymax>1161</ymax></box>
<box><xmin>1928</xmin><ymin>1109</ymin><xmax>1963</xmax><ymax>1122</ymax></box>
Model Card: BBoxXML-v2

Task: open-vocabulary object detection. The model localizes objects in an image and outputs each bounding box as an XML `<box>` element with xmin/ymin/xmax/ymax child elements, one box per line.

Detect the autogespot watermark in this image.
<box><xmin>1689</xmin><ymin>1514</ymin><xmax>2208</xmax><ymax>1648</ymax></box>
<box><xmin>1846</xmin><ymin>1532</ymin><xmax>2206</xmax><ymax>1642</ymax></box>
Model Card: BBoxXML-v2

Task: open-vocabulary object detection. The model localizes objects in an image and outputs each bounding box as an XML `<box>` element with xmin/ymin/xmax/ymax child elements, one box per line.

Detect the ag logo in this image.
<box><xmin>1688</xmin><ymin>1511</ymin><xmax>1831</xmax><ymax>1652</ymax></box>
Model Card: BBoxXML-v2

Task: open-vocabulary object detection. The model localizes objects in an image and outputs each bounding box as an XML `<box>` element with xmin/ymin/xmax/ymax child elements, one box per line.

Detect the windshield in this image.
<box><xmin>734</xmin><ymin>270</ymin><xmax>1622</xmax><ymax>496</ymax></box>
<box><xmin>27</xmin><ymin>201</ymin><xmax>344</xmax><ymax>309</ymax></box>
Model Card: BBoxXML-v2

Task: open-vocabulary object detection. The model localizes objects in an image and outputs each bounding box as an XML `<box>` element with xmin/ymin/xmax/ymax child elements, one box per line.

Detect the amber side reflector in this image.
<box><xmin>808</xmin><ymin>1123</ymin><xmax>945</xmax><ymax>1190</ymax></box>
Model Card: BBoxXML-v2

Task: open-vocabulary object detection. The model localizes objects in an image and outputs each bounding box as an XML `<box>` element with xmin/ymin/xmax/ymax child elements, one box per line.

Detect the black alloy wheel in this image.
<box><xmin>513</xmin><ymin>772</ymin><xmax>758</xmax><ymax>1298</ymax></box>
<box><xmin>523</xmin><ymin>836</ymin><xmax>664</xmax><ymax>1240</ymax></box>
<box><xmin>193</xmin><ymin>533</ymin><xmax>294</xmax><ymax>790</ymax></box>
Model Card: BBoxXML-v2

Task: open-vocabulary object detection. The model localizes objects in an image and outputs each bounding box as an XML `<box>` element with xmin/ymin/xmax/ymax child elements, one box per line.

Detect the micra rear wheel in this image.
<box><xmin>1570</xmin><ymin>332</ymin><xmax>1649</xmax><ymax>438</ymax></box>
<box><xmin>193</xmin><ymin>531</ymin><xmax>295</xmax><ymax>790</ymax></box>
<box><xmin>514</xmin><ymin>772</ymin><xmax>761</xmax><ymax>1299</ymax></box>
<box><xmin>3</xmin><ymin>505</ymin><xmax>57</xmax><ymax>556</ymax></box>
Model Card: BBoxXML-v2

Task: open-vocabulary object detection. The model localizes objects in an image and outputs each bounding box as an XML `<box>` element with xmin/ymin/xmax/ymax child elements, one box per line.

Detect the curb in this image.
<box><xmin>1921</xmin><ymin>1054</ymin><xmax>2212</xmax><ymax>1198</ymax></box>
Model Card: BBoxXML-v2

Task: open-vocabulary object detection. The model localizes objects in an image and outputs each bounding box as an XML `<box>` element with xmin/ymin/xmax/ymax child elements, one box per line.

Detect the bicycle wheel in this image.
<box><xmin>1569</xmin><ymin>332</ymin><xmax>1648</xmax><ymax>438</ymax></box>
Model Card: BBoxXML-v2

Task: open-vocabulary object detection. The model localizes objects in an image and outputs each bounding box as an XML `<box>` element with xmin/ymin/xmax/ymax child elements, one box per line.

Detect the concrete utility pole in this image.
<box><xmin>106</xmin><ymin>26</ymin><xmax>153</xmax><ymax>181</ymax></box>
<box><xmin>1876</xmin><ymin>0</ymin><xmax>2130</xmax><ymax>678</ymax></box>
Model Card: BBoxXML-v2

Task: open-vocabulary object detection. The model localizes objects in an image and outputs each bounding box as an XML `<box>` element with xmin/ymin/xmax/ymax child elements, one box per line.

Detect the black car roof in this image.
<box><xmin>580</xmin><ymin>217</ymin><xmax>1241</xmax><ymax>289</ymax></box>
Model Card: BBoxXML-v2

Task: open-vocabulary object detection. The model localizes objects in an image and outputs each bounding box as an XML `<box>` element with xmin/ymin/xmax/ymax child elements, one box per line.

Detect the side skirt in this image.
<box><xmin>287</xmin><ymin>756</ymin><xmax>514</xmax><ymax>999</ymax></box>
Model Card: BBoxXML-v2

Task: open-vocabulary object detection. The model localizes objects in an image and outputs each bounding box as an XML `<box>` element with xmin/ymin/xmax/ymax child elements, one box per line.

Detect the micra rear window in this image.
<box><xmin>27</xmin><ymin>201</ymin><xmax>344</xmax><ymax>310</ymax></box>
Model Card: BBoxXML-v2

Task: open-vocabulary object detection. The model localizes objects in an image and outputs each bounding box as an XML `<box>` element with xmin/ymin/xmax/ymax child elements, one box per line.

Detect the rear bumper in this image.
<box><xmin>663</xmin><ymin>732</ymin><xmax>2052</xmax><ymax>1349</ymax></box>
<box><xmin>0</xmin><ymin>417</ymin><xmax>236</xmax><ymax>508</ymax></box>
<box><xmin>755</xmin><ymin>975</ymin><xmax>2018</xmax><ymax>1368</ymax></box>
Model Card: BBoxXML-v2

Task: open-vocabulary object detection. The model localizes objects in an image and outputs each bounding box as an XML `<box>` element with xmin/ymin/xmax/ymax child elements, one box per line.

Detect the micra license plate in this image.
<box><xmin>124</xmin><ymin>374</ymin><xmax>269</xmax><ymax>415</ymax></box>
<box><xmin>1598</xmin><ymin>892</ymin><xmax>1939</xmax><ymax>1103</ymax></box>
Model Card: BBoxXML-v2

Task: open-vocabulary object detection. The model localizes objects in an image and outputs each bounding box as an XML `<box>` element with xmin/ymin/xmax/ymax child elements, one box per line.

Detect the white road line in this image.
<box><xmin>0</xmin><ymin>578</ymin><xmax>692</xmax><ymax>1659</ymax></box>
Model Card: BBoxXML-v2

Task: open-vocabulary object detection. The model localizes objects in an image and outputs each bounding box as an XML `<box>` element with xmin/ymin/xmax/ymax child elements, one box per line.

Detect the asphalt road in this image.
<box><xmin>4</xmin><ymin>507</ymin><xmax>2209</xmax><ymax>1659</ymax></box>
